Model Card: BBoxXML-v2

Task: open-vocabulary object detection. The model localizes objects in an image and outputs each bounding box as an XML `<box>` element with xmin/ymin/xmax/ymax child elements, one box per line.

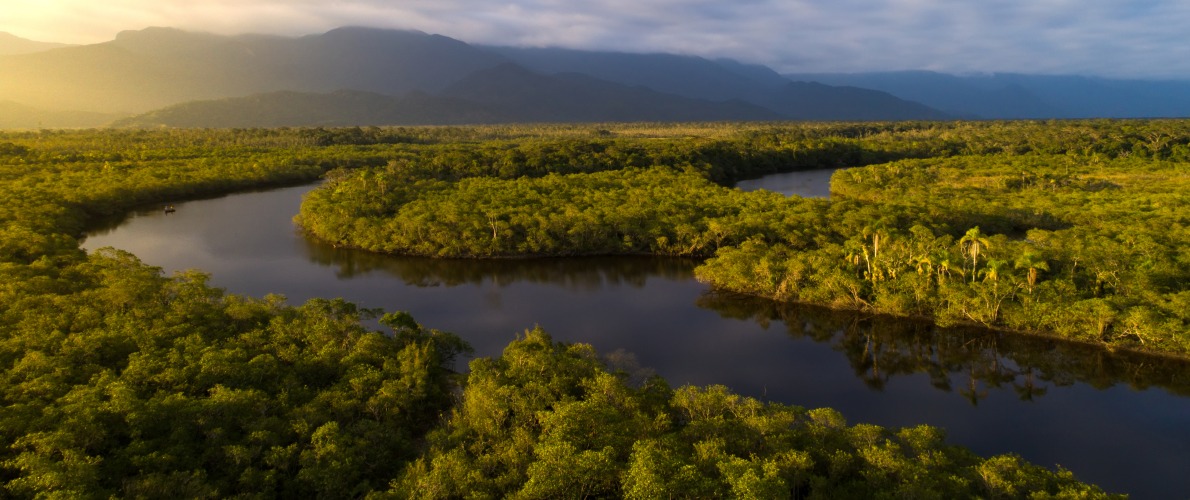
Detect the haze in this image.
<box><xmin>4</xmin><ymin>0</ymin><xmax>1190</xmax><ymax>78</ymax></box>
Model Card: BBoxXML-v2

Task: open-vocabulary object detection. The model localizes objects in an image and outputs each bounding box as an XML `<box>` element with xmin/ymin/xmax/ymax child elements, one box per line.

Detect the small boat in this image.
<box><xmin>164</xmin><ymin>204</ymin><xmax>176</xmax><ymax>213</ymax></box>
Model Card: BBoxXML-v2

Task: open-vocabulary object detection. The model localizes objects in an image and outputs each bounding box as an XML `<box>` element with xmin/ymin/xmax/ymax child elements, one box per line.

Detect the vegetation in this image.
<box><xmin>385</xmin><ymin>328</ymin><xmax>1112</xmax><ymax>499</ymax></box>
<box><xmin>294</xmin><ymin>120</ymin><xmax>1190</xmax><ymax>357</ymax></box>
<box><xmin>700</xmin><ymin>293</ymin><xmax>1190</xmax><ymax>401</ymax></box>
<box><xmin>2</xmin><ymin>122</ymin><xmax>1174</xmax><ymax>497</ymax></box>
<box><xmin>694</xmin><ymin>152</ymin><xmax>1188</xmax><ymax>353</ymax></box>
<box><xmin>2</xmin><ymin>262</ymin><xmax>468</xmax><ymax>497</ymax></box>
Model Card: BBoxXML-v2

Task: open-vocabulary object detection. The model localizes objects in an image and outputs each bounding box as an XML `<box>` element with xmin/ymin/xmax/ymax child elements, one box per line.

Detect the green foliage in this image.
<box><xmin>290</xmin><ymin>120</ymin><xmax>1190</xmax><ymax>356</ymax></box>
<box><xmin>298</xmin><ymin>166</ymin><xmax>811</xmax><ymax>257</ymax></box>
<box><xmin>0</xmin><ymin>251</ymin><xmax>467</xmax><ymax>497</ymax></box>
<box><xmin>1</xmin><ymin>122</ymin><xmax>1176</xmax><ymax>497</ymax></box>
<box><xmin>0</xmin><ymin>127</ymin><xmax>500</xmax><ymax>495</ymax></box>
<box><xmin>392</xmin><ymin>332</ymin><xmax>1117</xmax><ymax>499</ymax></box>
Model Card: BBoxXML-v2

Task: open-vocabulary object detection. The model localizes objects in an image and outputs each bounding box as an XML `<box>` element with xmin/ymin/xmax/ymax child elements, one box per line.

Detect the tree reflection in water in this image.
<box><xmin>697</xmin><ymin>291</ymin><xmax>1190</xmax><ymax>404</ymax></box>
<box><xmin>302</xmin><ymin>234</ymin><xmax>1190</xmax><ymax>405</ymax></box>
<box><xmin>301</xmin><ymin>235</ymin><xmax>697</xmax><ymax>290</ymax></box>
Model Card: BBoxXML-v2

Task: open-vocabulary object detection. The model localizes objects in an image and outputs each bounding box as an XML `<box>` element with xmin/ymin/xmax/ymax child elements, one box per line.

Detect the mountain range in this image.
<box><xmin>2</xmin><ymin>27</ymin><xmax>1189</xmax><ymax>128</ymax></box>
<box><xmin>786</xmin><ymin>71</ymin><xmax>1190</xmax><ymax>119</ymax></box>
<box><xmin>0</xmin><ymin>32</ymin><xmax>73</xmax><ymax>55</ymax></box>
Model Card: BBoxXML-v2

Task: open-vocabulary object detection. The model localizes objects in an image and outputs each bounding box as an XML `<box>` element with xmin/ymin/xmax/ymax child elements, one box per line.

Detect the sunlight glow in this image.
<box><xmin>1</xmin><ymin>0</ymin><xmax>1188</xmax><ymax>77</ymax></box>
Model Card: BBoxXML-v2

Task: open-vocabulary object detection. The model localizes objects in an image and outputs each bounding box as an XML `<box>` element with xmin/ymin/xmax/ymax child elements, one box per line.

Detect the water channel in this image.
<box><xmin>81</xmin><ymin>170</ymin><xmax>1190</xmax><ymax>498</ymax></box>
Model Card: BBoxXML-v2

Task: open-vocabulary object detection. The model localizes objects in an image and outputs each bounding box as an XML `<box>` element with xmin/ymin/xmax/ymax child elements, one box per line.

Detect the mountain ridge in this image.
<box><xmin>6</xmin><ymin>26</ymin><xmax>1188</xmax><ymax>128</ymax></box>
<box><xmin>0</xmin><ymin>26</ymin><xmax>511</xmax><ymax>115</ymax></box>
<box><xmin>113</xmin><ymin>63</ymin><xmax>785</xmax><ymax>128</ymax></box>
<box><xmin>110</xmin><ymin>90</ymin><xmax>504</xmax><ymax>128</ymax></box>
<box><xmin>4</xmin><ymin>26</ymin><xmax>943</xmax><ymax>128</ymax></box>
<box><xmin>0</xmin><ymin>101</ymin><xmax>118</xmax><ymax>129</ymax></box>
<box><xmin>786</xmin><ymin>71</ymin><xmax>1190</xmax><ymax>118</ymax></box>
<box><xmin>0</xmin><ymin>32</ymin><xmax>74</xmax><ymax>55</ymax></box>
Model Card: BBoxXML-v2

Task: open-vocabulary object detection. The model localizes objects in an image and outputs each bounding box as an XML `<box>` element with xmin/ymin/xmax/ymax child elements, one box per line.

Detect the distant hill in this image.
<box><xmin>440</xmin><ymin>63</ymin><xmax>780</xmax><ymax>123</ymax></box>
<box><xmin>761</xmin><ymin>81</ymin><xmax>950</xmax><ymax>121</ymax></box>
<box><xmin>111</xmin><ymin>90</ymin><xmax>503</xmax><ymax>128</ymax></box>
<box><xmin>488</xmin><ymin>46</ymin><xmax>944</xmax><ymax>120</ymax></box>
<box><xmin>0</xmin><ymin>32</ymin><xmax>73</xmax><ymax>55</ymax></box>
<box><xmin>0</xmin><ymin>101</ymin><xmax>118</xmax><ymax>129</ymax></box>
<box><xmin>6</xmin><ymin>26</ymin><xmax>1190</xmax><ymax>127</ymax></box>
<box><xmin>113</xmin><ymin>65</ymin><xmax>782</xmax><ymax>128</ymax></box>
<box><xmin>987</xmin><ymin>73</ymin><xmax>1190</xmax><ymax>118</ymax></box>
<box><xmin>0</xmin><ymin>26</ymin><xmax>509</xmax><ymax>115</ymax></box>
<box><xmin>487</xmin><ymin>46</ymin><xmax>790</xmax><ymax>102</ymax></box>
<box><xmin>0</xmin><ymin>26</ymin><xmax>948</xmax><ymax>126</ymax></box>
<box><xmin>788</xmin><ymin>71</ymin><xmax>1190</xmax><ymax>118</ymax></box>
<box><xmin>4</xmin><ymin>24</ymin><xmax>1090</xmax><ymax>127</ymax></box>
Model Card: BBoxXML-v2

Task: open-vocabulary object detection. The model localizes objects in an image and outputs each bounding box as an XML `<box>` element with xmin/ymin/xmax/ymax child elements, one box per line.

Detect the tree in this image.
<box><xmin>960</xmin><ymin>227</ymin><xmax>992</xmax><ymax>282</ymax></box>
<box><xmin>1013</xmin><ymin>251</ymin><xmax>1049</xmax><ymax>293</ymax></box>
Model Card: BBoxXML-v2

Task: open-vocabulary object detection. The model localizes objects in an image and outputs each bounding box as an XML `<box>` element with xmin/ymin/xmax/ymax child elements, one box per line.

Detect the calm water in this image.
<box><xmin>734</xmin><ymin>168</ymin><xmax>839</xmax><ymax>197</ymax></box>
<box><xmin>83</xmin><ymin>173</ymin><xmax>1190</xmax><ymax>499</ymax></box>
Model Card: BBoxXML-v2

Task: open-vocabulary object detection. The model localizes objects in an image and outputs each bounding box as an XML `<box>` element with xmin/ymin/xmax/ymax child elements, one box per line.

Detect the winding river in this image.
<box><xmin>82</xmin><ymin>170</ymin><xmax>1190</xmax><ymax>498</ymax></box>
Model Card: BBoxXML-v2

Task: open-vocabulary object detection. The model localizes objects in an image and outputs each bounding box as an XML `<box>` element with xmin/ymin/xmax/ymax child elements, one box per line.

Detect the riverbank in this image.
<box><xmin>293</xmin><ymin>122</ymin><xmax>1188</xmax><ymax>358</ymax></box>
<box><xmin>5</xmin><ymin>123</ymin><xmax>1187</xmax><ymax>497</ymax></box>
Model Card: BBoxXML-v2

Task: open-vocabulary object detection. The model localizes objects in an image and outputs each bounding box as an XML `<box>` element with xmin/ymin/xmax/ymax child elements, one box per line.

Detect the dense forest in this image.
<box><xmin>294</xmin><ymin>121</ymin><xmax>1189</xmax><ymax>357</ymax></box>
<box><xmin>1</xmin><ymin>122</ymin><xmax>1176</xmax><ymax>497</ymax></box>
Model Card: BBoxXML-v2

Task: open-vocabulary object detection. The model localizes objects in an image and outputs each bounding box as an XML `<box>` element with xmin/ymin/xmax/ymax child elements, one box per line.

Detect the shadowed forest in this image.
<box><xmin>5</xmin><ymin>120</ymin><xmax>1185</xmax><ymax>497</ymax></box>
<box><xmin>294</xmin><ymin>121</ymin><xmax>1188</xmax><ymax>356</ymax></box>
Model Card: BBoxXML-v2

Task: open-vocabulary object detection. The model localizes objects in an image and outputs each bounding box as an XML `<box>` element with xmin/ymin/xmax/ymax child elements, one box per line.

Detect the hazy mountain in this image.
<box><xmin>762</xmin><ymin>81</ymin><xmax>950</xmax><ymax>121</ymax></box>
<box><xmin>0</xmin><ymin>26</ymin><xmax>508</xmax><ymax>114</ymax></box>
<box><xmin>487</xmin><ymin>46</ymin><xmax>944</xmax><ymax>120</ymax></box>
<box><xmin>440</xmin><ymin>63</ymin><xmax>780</xmax><ymax>123</ymax></box>
<box><xmin>785</xmin><ymin>71</ymin><xmax>1056</xmax><ymax>118</ymax></box>
<box><xmin>487</xmin><ymin>46</ymin><xmax>789</xmax><ymax>102</ymax></box>
<box><xmin>2</xmin><ymin>25</ymin><xmax>947</xmax><ymax>127</ymax></box>
<box><xmin>788</xmin><ymin>71</ymin><xmax>1190</xmax><ymax>118</ymax></box>
<box><xmin>115</xmin><ymin>66</ymin><xmax>782</xmax><ymax>128</ymax></box>
<box><xmin>986</xmin><ymin>74</ymin><xmax>1190</xmax><ymax>118</ymax></box>
<box><xmin>0</xmin><ymin>101</ymin><xmax>118</xmax><ymax>129</ymax></box>
<box><xmin>111</xmin><ymin>90</ymin><xmax>503</xmax><ymax>128</ymax></box>
<box><xmin>227</xmin><ymin>27</ymin><xmax>508</xmax><ymax>95</ymax></box>
<box><xmin>0</xmin><ymin>32</ymin><xmax>73</xmax><ymax>55</ymax></box>
<box><xmin>5</xmin><ymin>25</ymin><xmax>1189</xmax><ymax>127</ymax></box>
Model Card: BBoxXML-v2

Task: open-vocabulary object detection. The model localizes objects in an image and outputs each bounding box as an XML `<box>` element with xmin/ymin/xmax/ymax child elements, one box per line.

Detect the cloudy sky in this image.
<box><xmin>4</xmin><ymin>0</ymin><xmax>1190</xmax><ymax>78</ymax></box>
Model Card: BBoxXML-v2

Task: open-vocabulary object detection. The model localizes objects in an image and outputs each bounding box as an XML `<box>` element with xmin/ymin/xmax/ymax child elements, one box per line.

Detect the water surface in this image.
<box><xmin>82</xmin><ymin>176</ymin><xmax>1190</xmax><ymax>499</ymax></box>
<box><xmin>734</xmin><ymin>168</ymin><xmax>839</xmax><ymax>197</ymax></box>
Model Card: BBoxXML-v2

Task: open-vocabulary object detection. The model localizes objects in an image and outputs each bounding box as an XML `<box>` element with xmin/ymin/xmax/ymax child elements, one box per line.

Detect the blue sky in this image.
<box><xmin>4</xmin><ymin>0</ymin><xmax>1189</xmax><ymax>78</ymax></box>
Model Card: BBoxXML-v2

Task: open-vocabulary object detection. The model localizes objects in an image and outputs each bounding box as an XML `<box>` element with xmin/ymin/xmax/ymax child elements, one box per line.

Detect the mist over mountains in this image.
<box><xmin>787</xmin><ymin>71</ymin><xmax>1190</xmax><ymax>119</ymax></box>
<box><xmin>0</xmin><ymin>32</ymin><xmax>73</xmax><ymax>56</ymax></box>
<box><xmin>2</xmin><ymin>26</ymin><xmax>1189</xmax><ymax>128</ymax></box>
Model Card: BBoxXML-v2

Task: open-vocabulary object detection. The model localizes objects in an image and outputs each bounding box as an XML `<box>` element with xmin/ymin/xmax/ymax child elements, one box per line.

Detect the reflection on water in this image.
<box><xmin>302</xmin><ymin>237</ymin><xmax>698</xmax><ymax>290</ymax></box>
<box><xmin>734</xmin><ymin>168</ymin><xmax>840</xmax><ymax>198</ymax></box>
<box><xmin>81</xmin><ymin>180</ymin><xmax>1190</xmax><ymax>499</ymax></box>
<box><xmin>699</xmin><ymin>292</ymin><xmax>1190</xmax><ymax>403</ymax></box>
<box><xmin>299</xmin><ymin>226</ymin><xmax>1190</xmax><ymax>406</ymax></box>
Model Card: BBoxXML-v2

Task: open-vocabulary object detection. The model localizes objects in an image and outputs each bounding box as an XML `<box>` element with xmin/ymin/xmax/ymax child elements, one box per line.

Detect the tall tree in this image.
<box><xmin>960</xmin><ymin>227</ymin><xmax>992</xmax><ymax>282</ymax></box>
<box><xmin>1014</xmin><ymin>251</ymin><xmax>1049</xmax><ymax>293</ymax></box>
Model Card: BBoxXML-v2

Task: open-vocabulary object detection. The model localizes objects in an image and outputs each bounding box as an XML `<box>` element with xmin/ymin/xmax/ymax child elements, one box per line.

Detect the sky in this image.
<box><xmin>3</xmin><ymin>0</ymin><xmax>1190</xmax><ymax>78</ymax></box>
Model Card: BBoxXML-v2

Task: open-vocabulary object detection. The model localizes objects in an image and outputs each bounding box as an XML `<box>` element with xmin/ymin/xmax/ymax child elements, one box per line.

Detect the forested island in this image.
<box><xmin>3</xmin><ymin>121</ymin><xmax>1183</xmax><ymax>497</ymax></box>
<box><xmin>294</xmin><ymin>121</ymin><xmax>1188</xmax><ymax>357</ymax></box>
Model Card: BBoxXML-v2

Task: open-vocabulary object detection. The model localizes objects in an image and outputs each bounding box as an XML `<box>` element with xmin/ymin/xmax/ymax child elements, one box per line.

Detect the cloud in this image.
<box><xmin>3</xmin><ymin>0</ymin><xmax>1190</xmax><ymax>78</ymax></box>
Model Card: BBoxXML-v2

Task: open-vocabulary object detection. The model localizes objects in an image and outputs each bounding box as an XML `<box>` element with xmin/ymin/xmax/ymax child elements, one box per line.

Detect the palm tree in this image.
<box><xmin>959</xmin><ymin>227</ymin><xmax>991</xmax><ymax>282</ymax></box>
<box><xmin>859</xmin><ymin>225</ymin><xmax>889</xmax><ymax>283</ymax></box>
<box><xmin>980</xmin><ymin>259</ymin><xmax>1009</xmax><ymax>282</ymax></box>
<box><xmin>1013</xmin><ymin>251</ymin><xmax>1050</xmax><ymax>293</ymax></box>
<box><xmin>915</xmin><ymin>254</ymin><xmax>934</xmax><ymax>276</ymax></box>
<box><xmin>933</xmin><ymin>249</ymin><xmax>964</xmax><ymax>284</ymax></box>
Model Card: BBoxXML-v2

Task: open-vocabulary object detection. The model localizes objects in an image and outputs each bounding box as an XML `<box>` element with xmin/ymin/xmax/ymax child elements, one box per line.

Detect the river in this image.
<box><xmin>81</xmin><ymin>169</ymin><xmax>1190</xmax><ymax>498</ymax></box>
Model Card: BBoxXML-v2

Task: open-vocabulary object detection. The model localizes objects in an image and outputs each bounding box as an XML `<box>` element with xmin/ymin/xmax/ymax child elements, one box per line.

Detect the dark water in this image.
<box><xmin>734</xmin><ymin>168</ymin><xmax>839</xmax><ymax>197</ymax></box>
<box><xmin>82</xmin><ymin>178</ymin><xmax>1190</xmax><ymax>499</ymax></box>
